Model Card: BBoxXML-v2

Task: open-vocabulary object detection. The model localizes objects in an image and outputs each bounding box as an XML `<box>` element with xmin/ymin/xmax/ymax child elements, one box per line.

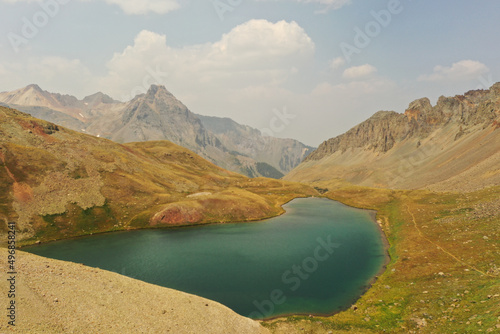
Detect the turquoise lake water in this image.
<box><xmin>23</xmin><ymin>197</ymin><xmax>387</xmax><ymax>319</ymax></box>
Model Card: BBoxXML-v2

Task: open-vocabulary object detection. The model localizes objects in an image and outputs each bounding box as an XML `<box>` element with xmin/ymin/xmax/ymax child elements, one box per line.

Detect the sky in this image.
<box><xmin>0</xmin><ymin>0</ymin><xmax>499</xmax><ymax>146</ymax></box>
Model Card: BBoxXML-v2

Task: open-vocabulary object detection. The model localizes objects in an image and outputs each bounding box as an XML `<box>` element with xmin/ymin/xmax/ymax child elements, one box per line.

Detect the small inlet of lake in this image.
<box><xmin>23</xmin><ymin>197</ymin><xmax>387</xmax><ymax>319</ymax></box>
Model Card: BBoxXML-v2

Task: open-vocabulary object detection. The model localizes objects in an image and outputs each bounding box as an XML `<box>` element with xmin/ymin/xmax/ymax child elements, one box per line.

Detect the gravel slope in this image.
<box><xmin>0</xmin><ymin>249</ymin><xmax>269</xmax><ymax>334</ymax></box>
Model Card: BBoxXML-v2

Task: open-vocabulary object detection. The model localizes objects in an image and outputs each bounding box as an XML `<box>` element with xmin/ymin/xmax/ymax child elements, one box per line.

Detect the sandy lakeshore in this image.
<box><xmin>0</xmin><ymin>249</ymin><xmax>269</xmax><ymax>334</ymax></box>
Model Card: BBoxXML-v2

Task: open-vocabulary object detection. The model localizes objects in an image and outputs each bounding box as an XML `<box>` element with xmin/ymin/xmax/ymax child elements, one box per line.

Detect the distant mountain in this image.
<box><xmin>0</xmin><ymin>84</ymin><xmax>123</xmax><ymax>129</ymax></box>
<box><xmin>285</xmin><ymin>83</ymin><xmax>500</xmax><ymax>192</ymax></box>
<box><xmin>197</xmin><ymin>115</ymin><xmax>314</xmax><ymax>174</ymax></box>
<box><xmin>0</xmin><ymin>84</ymin><xmax>79</xmax><ymax>113</ymax></box>
<box><xmin>0</xmin><ymin>85</ymin><xmax>313</xmax><ymax>178</ymax></box>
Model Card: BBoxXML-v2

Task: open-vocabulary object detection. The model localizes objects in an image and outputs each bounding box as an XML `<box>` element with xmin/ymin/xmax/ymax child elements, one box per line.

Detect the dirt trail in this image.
<box><xmin>404</xmin><ymin>203</ymin><xmax>494</xmax><ymax>278</ymax></box>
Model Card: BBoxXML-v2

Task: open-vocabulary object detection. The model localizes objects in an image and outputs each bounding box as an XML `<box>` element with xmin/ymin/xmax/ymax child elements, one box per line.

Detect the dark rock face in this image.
<box><xmin>306</xmin><ymin>110</ymin><xmax>407</xmax><ymax>160</ymax></box>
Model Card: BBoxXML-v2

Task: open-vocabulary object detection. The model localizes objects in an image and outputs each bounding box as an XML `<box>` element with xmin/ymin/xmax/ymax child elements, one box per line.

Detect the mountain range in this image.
<box><xmin>0</xmin><ymin>84</ymin><xmax>313</xmax><ymax>178</ymax></box>
<box><xmin>285</xmin><ymin>83</ymin><xmax>500</xmax><ymax>192</ymax></box>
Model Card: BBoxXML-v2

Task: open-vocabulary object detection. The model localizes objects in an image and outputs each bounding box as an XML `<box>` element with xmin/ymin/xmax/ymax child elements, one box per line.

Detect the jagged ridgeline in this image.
<box><xmin>0</xmin><ymin>84</ymin><xmax>314</xmax><ymax>178</ymax></box>
<box><xmin>0</xmin><ymin>106</ymin><xmax>316</xmax><ymax>244</ymax></box>
<box><xmin>286</xmin><ymin>83</ymin><xmax>500</xmax><ymax>192</ymax></box>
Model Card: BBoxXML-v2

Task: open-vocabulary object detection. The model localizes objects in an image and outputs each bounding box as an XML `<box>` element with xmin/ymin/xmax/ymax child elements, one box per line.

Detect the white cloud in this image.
<box><xmin>0</xmin><ymin>56</ymin><xmax>92</xmax><ymax>94</ymax></box>
<box><xmin>342</xmin><ymin>64</ymin><xmax>377</xmax><ymax>79</ymax></box>
<box><xmin>418</xmin><ymin>60</ymin><xmax>490</xmax><ymax>82</ymax></box>
<box><xmin>1</xmin><ymin>0</ymin><xmax>181</xmax><ymax>15</ymax></box>
<box><xmin>329</xmin><ymin>56</ymin><xmax>345</xmax><ymax>70</ymax></box>
<box><xmin>98</xmin><ymin>20</ymin><xmax>315</xmax><ymax>99</ymax></box>
<box><xmin>31</xmin><ymin>57</ymin><xmax>90</xmax><ymax>79</ymax></box>
<box><xmin>215</xmin><ymin>20</ymin><xmax>314</xmax><ymax>59</ymax></box>
<box><xmin>0</xmin><ymin>19</ymin><xmax>315</xmax><ymax>101</ymax></box>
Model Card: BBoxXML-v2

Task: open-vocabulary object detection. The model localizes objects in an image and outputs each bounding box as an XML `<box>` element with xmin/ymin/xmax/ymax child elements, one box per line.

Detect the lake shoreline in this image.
<box><xmin>258</xmin><ymin>199</ymin><xmax>391</xmax><ymax>322</ymax></box>
<box><xmin>22</xmin><ymin>196</ymin><xmax>391</xmax><ymax>323</ymax></box>
<box><xmin>19</xmin><ymin>195</ymin><xmax>316</xmax><ymax>248</ymax></box>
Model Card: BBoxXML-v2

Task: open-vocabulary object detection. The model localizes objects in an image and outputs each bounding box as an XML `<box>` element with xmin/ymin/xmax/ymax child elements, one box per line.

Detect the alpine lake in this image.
<box><xmin>23</xmin><ymin>197</ymin><xmax>387</xmax><ymax>319</ymax></box>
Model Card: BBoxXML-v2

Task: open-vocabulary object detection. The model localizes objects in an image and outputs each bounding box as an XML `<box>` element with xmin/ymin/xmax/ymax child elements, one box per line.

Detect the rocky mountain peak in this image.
<box><xmin>83</xmin><ymin>92</ymin><xmax>117</xmax><ymax>105</ymax></box>
<box><xmin>145</xmin><ymin>85</ymin><xmax>174</xmax><ymax>100</ymax></box>
<box><xmin>434</xmin><ymin>95</ymin><xmax>462</xmax><ymax>115</ymax></box>
<box><xmin>140</xmin><ymin>85</ymin><xmax>186</xmax><ymax>113</ymax></box>
<box><xmin>26</xmin><ymin>84</ymin><xmax>43</xmax><ymax>92</ymax></box>
<box><xmin>404</xmin><ymin>97</ymin><xmax>432</xmax><ymax>122</ymax></box>
<box><xmin>491</xmin><ymin>82</ymin><xmax>500</xmax><ymax>94</ymax></box>
<box><xmin>370</xmin><ymin>110</ymin><xmax>399</xmax><ymax>120</ymax></box>
<box><xmin>0</xmin><ymin>84</ymin><xmax>51</xmax><ymax>107</ymax></box>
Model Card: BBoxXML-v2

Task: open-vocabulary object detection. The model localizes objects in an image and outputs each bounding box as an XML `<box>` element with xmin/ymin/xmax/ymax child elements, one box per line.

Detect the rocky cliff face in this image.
<box><xmin>0</xmin><ymin>85</ymin><xmax>312</xmax><ymax>178</ymax></box>
<box><xmin>308</xmin><ymin>84</ymin><xmax>500</xmax><ymax>162</ymax></box>
<box><xmin>287</xmin><ymin>84</ymin><xmax>500</xmax><ymax>192</ymax></box>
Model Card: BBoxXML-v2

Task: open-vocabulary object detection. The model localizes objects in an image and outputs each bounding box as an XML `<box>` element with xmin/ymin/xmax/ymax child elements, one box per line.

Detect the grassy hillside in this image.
<box><xmin>0</xmin><ymin>106</ymin><xmax>316</xmax><ymax>246</ymax></box>
<box><xmin>265</xmin><ymin>180</ymin><xmax>499</xmax><ymax>333</ymax></box>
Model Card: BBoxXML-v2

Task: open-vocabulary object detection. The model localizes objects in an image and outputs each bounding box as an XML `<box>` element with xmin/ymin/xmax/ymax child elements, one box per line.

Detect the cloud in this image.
<box><xmin>98</xmin><ymin>20</ymin><xmax>315</xmax><ymax>99</ymax></box>
<box><xmin>0</xmin><ymin>56</ymin><xmax>92</xmax><ymax>94</ymax></box>
<box><xmin>1</xmin><ymin>0</ymin><xmax>181</xmax><ymax>15</ymax></box>
<box><xmin>215</xmin><ymin>20</ymin><xmax>314</xmax><ymax>59</ymax></box>
<box><xmin>342</xmin><ymin>64</ymin><xmax>377</xmax><ymax>79</ymax></box>
<box><xmin>0</xmin><ymin>19</ymin><xmax>315</xmax><ymax>101</ymax></box>
<box><xmin>418</xmin><ymin>60</ymin><xmax>490</xmax><ymax>82</ymax></box>
<box><xmin>329</xmin><ymin>56</ymin><xmax>346</xmax><ymax>70</ymax></box>
<box><xmin>29</xmin><ymin>57</ymin><xmax>90</xmax><ymax>79</ymax></box>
